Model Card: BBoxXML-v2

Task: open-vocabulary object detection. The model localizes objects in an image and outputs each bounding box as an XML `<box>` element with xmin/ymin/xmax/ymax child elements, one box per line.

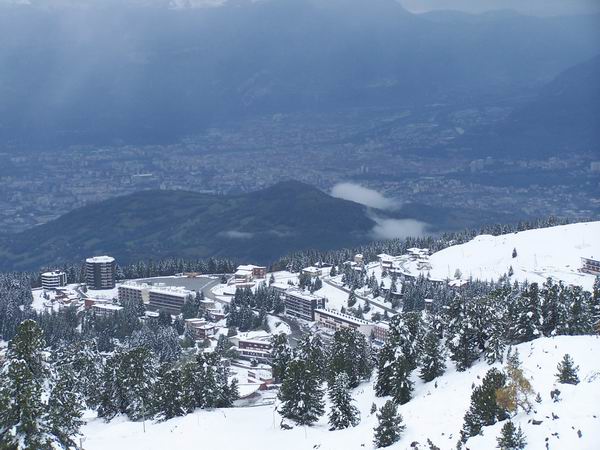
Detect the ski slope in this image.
<box><xmin>81</xmin><ymin>335</ymin><xmax>600</xmax><ymax>450</ymax></box>
<box><xmin>427</xmin><ymin>221</ymin><xmax>600</xmax><ymax>291</ymax></box>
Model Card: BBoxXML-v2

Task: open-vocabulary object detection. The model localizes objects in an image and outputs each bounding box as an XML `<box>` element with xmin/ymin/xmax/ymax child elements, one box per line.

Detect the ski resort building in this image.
<box><xmin>581</xmin><ymin>256</ymin><xmax>600</xmax><ymax>275</ymax></box>
<box><xmin>184</xmin><ymin>318</ymin><xmax>217</xmax><ymax>340</ymax></box>
<box><xmin>377</xmin><ymin>254</ymin><xmax>396</xmax><ymax>269</ymax></box>
<box><xmin>282</xmin><ymin>288</ymin><xmax>326</xmax><ymax>321</ymax></box>
<box><xmin>314</xmin><ymin>308</ymin><xmax>390</xmax><ymax>344</ymax></box>
<box><xmin>234</xmin><ymin>265</ymin><xmax>267</xmax><ymax>284</ymax></box>
<box><xmin>302</xmin><ymin>266</ymin><xmax>324</xmax><ymax>278</ymax></box>
<box><xmin>85</xmin><ymin>256</ymin><xmax>116</xmax><ymax>290</ymax></box>
<box><xmin>148</xmin><ymin>285</ymin><xmax>194</xmax><ymax>314</ymax></box>
<box><xmin>92</xmin><ymin>303</ymin><xmax>123</xmax><ymax>317</ymax></box>
<box><xmin>118</xmin><ymin>282</ymin><xmax>150</xmax><ymax>305</ymax></box>
<box><xmin>41</xmin><ymin>270</ymin><xmax>67</xmax><ymax>290</ymax></box>
<box><xmin>230</xmin><ymin>333</ymin><xmax>273</xmax><ymax>362</ymax></box>
<box><xmin>314</xmin><ymin>308</ymin><xmax>374</xmax><ymax>337</ymax></box>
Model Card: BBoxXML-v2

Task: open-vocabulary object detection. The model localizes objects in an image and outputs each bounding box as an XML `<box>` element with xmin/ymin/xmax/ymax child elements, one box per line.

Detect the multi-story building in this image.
<box><xmin>92</xmin><ymin>303</ymin><xmax>123</xmax><ymax>317</ymax></box>
<box><xmin>41</xmin><ymin>270</ymin><xmax>67</xmax><ymax>290</ymax></box>
<box><xmin>283</xmin><ymin>288</ymin><xmax>326</xmax><ymax>321</ymax></box>
<box><xmin>85</xmin><ymin>256</ymin><xmax>116</xmax><ymax>290</ymax></box>
<box><xmin>314</xmin><ymin>308</ymin><xmax>390</xmax><ymax>344</ymax></box>
<box><xmin>234</xmin><ymin>337</ymin><xmax>272</xmax><ymax>362</ymax></box>
<box><xmin>377</xmin><ymin>253</ymin><xmax>395</xmax><ymax>269</ymax></box>
<box><xmin>118</xmin><ymin>282</ymin><xmax>150</xmax><ymax>305</ymax></box>
<box><xmin>372</xmin><ymin>322</ymin><xmax>390</xmax><ymax>344</ymax></box>
<box><xmin>314</xmin><ymin>308</ymin><xmax>374</xmax><ymax>337</ymax></box>
<box><xmin>185</xmin><ymin>318</ymin><xmax>217</xmax><ymax>340</ymax></box>
<box><xmin>148</xmin><ymin>286</ymin><xmax>193</xmax><ymax>315</ymax></box>
<box><xmin>581</xmin><ymin>256</ymin><xmax>600</xmax><ymax>275</ymax></box>
<box><xmin>233</xmin><ymin>265</ymin><xmax>267</xmax><ymax>284</ymax></box>
<box><xmin>302</xmin><ymin>266</ymin><xmax>324</xmax><ymax>278</ymax></box>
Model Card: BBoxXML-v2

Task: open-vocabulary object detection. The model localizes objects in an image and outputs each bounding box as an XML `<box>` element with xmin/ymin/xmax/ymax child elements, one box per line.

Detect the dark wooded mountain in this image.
<box><xmin>454</xmin><ymin>53</ymin><xmax>600</xmax><ymax>157</ymax></box>
<box><xmin>0</xmin><ymin>181</ymin><xmax>376</xmax><ymax>270</ymax></box>
<box><xmin>0</xmin><ymin>0</ymin><xmax>598</xmax><ymax>148</ymax></box>
<box><xmin>0</xmin><ymin>180</ymin><xmax>521</xmax><ymax>271</ymax></box>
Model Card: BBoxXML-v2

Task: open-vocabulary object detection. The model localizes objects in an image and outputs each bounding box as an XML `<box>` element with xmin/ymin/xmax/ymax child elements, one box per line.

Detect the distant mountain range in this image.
<box><xmin>458</xmin><ymin>53</ymin><xmax>600</xmax><ymax>157</ymax></box>
<box><xmin>0</xmin><ymin>181</ymin><xmax>521</xmax><ymax>271</ymax></box>
<box><xmin>0</xmin><ymin>0</ymin><xmax>598</xmax><ymax>147</ymax></box>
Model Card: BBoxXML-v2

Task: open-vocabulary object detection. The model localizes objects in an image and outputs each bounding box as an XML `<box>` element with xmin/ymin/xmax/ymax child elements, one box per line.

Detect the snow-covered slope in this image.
<box><xmin>428</xmin><ymin>222</ymin><xmax>600</xmax><ymax>290</ymax></box>
<box><xmin>81</xmin><ymin>335</ymin><xmax>600</xmax><ymax>450</ymax></box>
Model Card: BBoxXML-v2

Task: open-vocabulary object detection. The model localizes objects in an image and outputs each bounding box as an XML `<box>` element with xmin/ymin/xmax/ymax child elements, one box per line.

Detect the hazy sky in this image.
<box><xmin>399</xmin><ymin>0</ymin><xmax>600</xmax><ymax>16</ymax></box>
<box><xmin>2</xmin><ymin>0</ymin><xmax>600</xmax><ymax>16</ymax></box>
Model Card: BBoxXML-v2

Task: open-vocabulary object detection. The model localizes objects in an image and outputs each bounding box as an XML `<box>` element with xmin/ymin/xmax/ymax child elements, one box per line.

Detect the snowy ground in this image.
<box><xmin>425</xmin><ymin>222</ymin><xmax>600</xmax><ymax>290</ymax></box>
<box><xmin>266</xmin><ymin>315</ymin><xmax>291</xmax><ymax>335</ymax></box>
<box><xmin>81</xmin><ymin>335</ymin><xmax>600</xmax><ymax>450</ymax></box>
<box><xmin>31</xmin><ymin>284</ymin><xmax>85</xmax><ymax>312</ymax></box>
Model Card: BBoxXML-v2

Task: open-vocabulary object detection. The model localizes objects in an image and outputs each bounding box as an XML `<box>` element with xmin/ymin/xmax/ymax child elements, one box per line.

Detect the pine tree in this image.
<box><xmin>510</xmin><ymin>283</ymin><xmax>542</xmax><ymax>343</ymax></box>
<box><xmin>278</xmin><ymin>358</ymin><xmax>325</xmax><ymax>426</ymax></box>
<box><xmin>556</xmin><ymin>354</ymin><xmax>580</xmax><ymax>385</ymax></box>
<box><xmin>118</xmin><ymin>347</ymin><xmax>158</xmax><ymax>421</ymax></box>
<box><xmin>447</xmin><ymin>298</ymin><xmax>480</xmax><ymax>371</ymax></box>
<box><xmin>295</xmin><ymin>332</ymin><xmax>327</xmax><ymax>381</ymax></box>
<box><xmin>0</xmin><ymin>359</ymin><xmax>51</xmax><ymax>449</ymax></box>
<box><xmin>0</xmin><ymin>320</ymin><xmax>53</xmax><ymax>449</ymax></box>
<box><xmin>565</xmin><ymin>286</ymin><xmax>593</xmax><ymax>335</ymax></box>
<box><xmin>592</xmin><ymin>276</ymin><xmax>600</xmax><ymax>332</ymax></box>
<box><xmin>375</xmin><ymin>342</ymin><xmax>395</xmax><ymax>397</ymax></box>
<box><xmin>156</xmin><ymin>366</ymin><xmax>185</xmax><ymax>420</ymax></box>
<box><xmin>348</xmin><ymin>290</ymin><xmax>357</xmax><ymax>307</ymax></box>
<box><xmin>390</xmin><ymin>353</ymin><xmax>414</xmax><ymax>405</ymax></box>
<box><xmin>496</xmin><ymin>421</ymin><xmax>527</xmax><ymax>450</ymax></box>
<box><xmin>373</xmin><ymin>400</ymin><xmax>405</xmax><ymax>448</ymax></box>
<box><xmin>0</xmin><ymin>319</ymin><xmax>85</xmax><ymax>448</ymax></box>
<box><xmin>419</xmin><ymin>330</ymin><xmax>446</xmax><ymax>382</ymax></box>
<box><xmin>460</xmin><ymin>368</ymin><xmax>509</xmax><ymax>442</ymax></box>
<box><xmin>328</xmin><ymin>373</ymin><xmax>360</xmax><ymax>430</ymax></box>
<box><xmin>97</xmin><ymin>354</ymin><xmax>120</xmax><ymax>420</ymax></box>
<box><xmin>271</xmin><ymin>333</ymin><xmax>292</xmax><ymax>383</ymax></box>
<box><xmin>47</xmin><ymin>365</ymin><xmax>85</xmax><ymax>448</ymax></box>
<box><xmin>328</xmin><ymin>327</ymin><xmax>372</xmax><ymax>388</ymax></box>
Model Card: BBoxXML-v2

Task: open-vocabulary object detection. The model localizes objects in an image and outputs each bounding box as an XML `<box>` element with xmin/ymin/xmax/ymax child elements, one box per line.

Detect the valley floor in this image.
<box><xmin>81</xmin><ymin>335</ymin><xmax>600</xmax><ymax>450</ymax></box>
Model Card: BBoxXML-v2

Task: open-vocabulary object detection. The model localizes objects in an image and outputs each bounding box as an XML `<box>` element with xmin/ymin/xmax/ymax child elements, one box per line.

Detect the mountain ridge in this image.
<box><xmin>0</xmin><ymin>181</ymin><xmax>377</xmax><ymax>270</ymax></box>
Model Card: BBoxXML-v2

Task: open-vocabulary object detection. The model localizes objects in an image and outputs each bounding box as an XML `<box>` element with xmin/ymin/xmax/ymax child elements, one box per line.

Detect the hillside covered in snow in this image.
<box><xmin>425</xmin><ymin>221</ymin><xmax>599</xmax><ymax>290</ymax></box>
<box><xmin>81</xmin><ymin>335</ymin><xmax>600</xmax><ymax>450</ymax></box>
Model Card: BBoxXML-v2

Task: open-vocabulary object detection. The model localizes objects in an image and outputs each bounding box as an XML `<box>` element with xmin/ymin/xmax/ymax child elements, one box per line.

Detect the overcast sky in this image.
<box><xmin>399</xmin><ymin>0</ymin><xmax>600</xmax><ymax>16</ymax></box>
<box><xmin>1</xmin><ymin>0</ymin><xmax>599</xmax><ymax>16</ymax></box>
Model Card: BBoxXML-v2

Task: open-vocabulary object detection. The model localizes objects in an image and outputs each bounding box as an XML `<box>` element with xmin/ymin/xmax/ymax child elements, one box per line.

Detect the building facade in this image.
<box><xmin>118</xmin><ymin>283</ymin><xmax>150</xmax><ymax>305</ymax></box>
<box><xmin>185</xmin><ymin>318</ymin><xmax>217</xmax><ymax>340</ymax></box>
<box><xmin>234</xmin><ymin>265</ymin><xmax>267</xmax><ymax>284</ymax></box>
<box><xmin>236</xmin><ymin>338</ymin><xmax>272</xmax><ymax>361</ymax></box>
<box><xmin>581</xmin><ymin>257</ymin><xmax>600</xmax><ymax>275</ymax></box>
<box><xmin>283</xmin><ymin>289</ymin><xmax>326</xmax><ymax>321</ymax></box>
<box><xmin>92</xmin><ymin>303</ymin><xmax>123</xmax><ymax>317</ymax></box>
<box><xmin>41</xmin><ymin>271</ymin><xmax>67</xmax><ymax>290</ymax></box>
<box><xmin>314</xmin><ymin>308</ymin><xmax>374</xmax><ymax>336</ymax></box>
<box><xmin>85</xmin><ymin>256</ymin><xmax>116</xmax><ymax>290</ymax></box>
<box><xmin>148</xmin><ymin>286</ymin><xmax>193</xmax><ymax>315</ymax></box>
